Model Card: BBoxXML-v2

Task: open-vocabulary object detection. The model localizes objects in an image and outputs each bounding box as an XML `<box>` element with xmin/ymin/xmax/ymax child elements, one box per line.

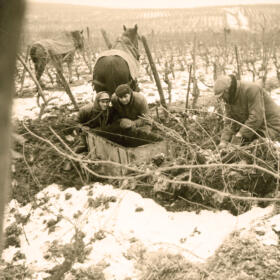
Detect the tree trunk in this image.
<box><xmin>0</xmin><ymin>0</ymin><xmax>26</xmax><ymax>254</ymax></box>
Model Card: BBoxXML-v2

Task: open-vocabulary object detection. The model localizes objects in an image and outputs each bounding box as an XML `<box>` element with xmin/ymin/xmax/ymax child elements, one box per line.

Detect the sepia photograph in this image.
<box><xmin>1</xmin><ymin>0</ymin><xmax>280</xmax><ymax>279</ymax></box>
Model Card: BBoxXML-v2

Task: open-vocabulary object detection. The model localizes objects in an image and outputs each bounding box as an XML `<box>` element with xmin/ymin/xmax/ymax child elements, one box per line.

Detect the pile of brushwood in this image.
<box><xmin>121</xmin><ymin>107</ymin><xmax>280</xmax><ymax>215</ymax></box>
<box><xmin>11</xmin><ymin>104</ymin><xmax>92</xmax><ymax>205</ymax></box>
<box><xmin>12</xmin><ymin>104</ymin><xmax>280</xmax><ymax>215</ymax></box>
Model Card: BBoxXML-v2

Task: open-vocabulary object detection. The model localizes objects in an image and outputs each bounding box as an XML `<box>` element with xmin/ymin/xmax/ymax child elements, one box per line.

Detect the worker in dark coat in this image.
<box><xmin>76</xmin><ymin>91</ymin><xmax>115</xmax><ymax>153</ymax></box>
<box><xmin>111</xmin><ymin>83</ymin><xmax>150</xmax><ymax>131</ymax></box>
<box><xmin>214</xmin><ymin>75</ymin><xmax>280</xmax><ymax>148</ymax></box>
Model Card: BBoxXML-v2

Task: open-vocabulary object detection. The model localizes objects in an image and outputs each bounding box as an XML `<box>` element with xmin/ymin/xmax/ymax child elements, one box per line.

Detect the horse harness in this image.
<box><xmin>113</xmin><ymin>35</ymin><xmax>140</xmax><ymax>61</ymax></box>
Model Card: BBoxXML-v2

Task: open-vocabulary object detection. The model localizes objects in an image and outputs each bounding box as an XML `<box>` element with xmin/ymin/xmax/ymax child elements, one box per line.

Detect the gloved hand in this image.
<box><xmin>120</xmin><ymin>118</ymin><xmax>135</xmax><ymax>129</ymax></box>
<box><xmin>218</xmin><ymin>140</ymin><xmax>227</xmax><ymax>149</ymax></box>
<box><xmin>231</xmin><ymin>134</ymin><xmax>242</xmax><ymax>146</ymax></box>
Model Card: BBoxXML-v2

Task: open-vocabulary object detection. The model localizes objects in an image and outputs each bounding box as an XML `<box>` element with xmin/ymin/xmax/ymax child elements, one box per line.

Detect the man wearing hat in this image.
<box><xmin>111</xmin><ymin>83</ymin><xmax>150</xmax><ymax>130</ymax></box>
<box><xmin>214</xmin><ymin>74</ymin><xmax>280</xmax><ymax>148</ymax></box>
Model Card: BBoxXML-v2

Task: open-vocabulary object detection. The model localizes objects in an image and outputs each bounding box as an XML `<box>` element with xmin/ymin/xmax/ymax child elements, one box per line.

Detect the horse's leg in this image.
<box><xmin>45</xmin><ymin>65</ymin><xmax>55</xmax><ymax>86</ymax></box>
<box><xmin>67</xmin><ymin>52</ymin><xmax>74</xmax><ymax>84</ymax></box>
<box><xmin>54</xmin><ymin>56</ymin><xmax>63</xmax><ymax>86</ymax></box>
<box><xmin>68</xmin><ymin>62</ymin><xmax>73</xmax><ymax>84</ymax></box>
<box><xmin>30</xmin><ymin>45</ymin><xmax>47</xmax><ymax>88</ymax></box>
<box><xmin>35</xmin><ymin>58</ymin><xmax>47</xmax><ymax>87</ymax></box>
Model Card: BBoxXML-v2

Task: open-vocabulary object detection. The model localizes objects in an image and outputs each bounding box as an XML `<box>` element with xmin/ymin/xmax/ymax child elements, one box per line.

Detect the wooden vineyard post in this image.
<box><xmin>18</xmin><ymin>45</ymin><xmax>30</xmax><ymax>96</ymax></box>
<box><xmin>223</xmin><ymin>27</ymin><xmax>230</xmax><ymax>66</ymax></box>
<box><xmin>235</xmin><ymin>45</ymin><xmax>242</xmax><ymax>80</ymax></box>
<box><xmin>185</xmin><ymin>64</ymin><xmax>192</xmax><ymax>111</ymax></box>
<box><xmin>272</xmin><ymin>48</ymin><xmax>280</xmax><ymax>83</ymax></box>
<box><xmin>86</xmin><ymin>26</ymin><xmax>93</xmax><ymax>72</ymax></box>
<box><xmin>101</xmin><ymin>29</ymin><xmax>112</xmax><ymax>49</ymax></box>
<box><xmin>81</xmin><ymin>26</ymin><xmax>93</xmax><ymax>74</ymax></box>
<box><xmin>49</xmin><ymin>51</ymin><xmax>79</xmax><ymax>111</ymax></box>
<box><xmin>260</xmin><ymin>22</ymin><xmax>269</xmax><ymax>87</ymax></box>
<box><xmin>141</xmin><ymin>35</ymin><xmax>167</xmax><ymax>110</ymax></box>
<box><xmin>191</xmin><ymin>33</ymin><xmax>200</xmax><ymax>109</ymax></box>
<box><xmin>164</xmin><ymin>61</ymin><xmax>172</xmax><ymax>106</ymax></box>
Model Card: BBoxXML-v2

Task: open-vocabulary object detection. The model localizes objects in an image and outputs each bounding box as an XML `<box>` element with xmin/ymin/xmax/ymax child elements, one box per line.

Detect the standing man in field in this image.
<box><xmin>214</xmin><ymin>74</ymin><xmax>280</xmax><ymax>148</ymax></box>
<box><xmin>111</xmin><ymin>84</ymin><xmax>151</xmax><ymax>132</ymax></box>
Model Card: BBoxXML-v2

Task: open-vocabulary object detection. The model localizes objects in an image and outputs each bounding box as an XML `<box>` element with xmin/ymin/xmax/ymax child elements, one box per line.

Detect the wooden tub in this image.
<box><xmin>87</xmin><ymin>129</ymin><xmax>169</xmax><ymax>175</ymax></box>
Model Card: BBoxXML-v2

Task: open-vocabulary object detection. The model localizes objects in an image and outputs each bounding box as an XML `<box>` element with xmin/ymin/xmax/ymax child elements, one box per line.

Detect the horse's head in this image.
<box><xmin>71</xmin><ymin>30</ymin><xmax>85</xmax><ymax>51</ymax></box>
<box><xmin>122</xmin><ymin>24</ymin><xmax>140</xmax><ymax>60</ymax></box>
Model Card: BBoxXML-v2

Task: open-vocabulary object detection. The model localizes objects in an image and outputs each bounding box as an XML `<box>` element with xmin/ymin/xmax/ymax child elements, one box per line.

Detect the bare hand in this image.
<box><xmin>120</xmin><ymin>118</ymin><xmax>135</xmax><ymax>129</ymax></box>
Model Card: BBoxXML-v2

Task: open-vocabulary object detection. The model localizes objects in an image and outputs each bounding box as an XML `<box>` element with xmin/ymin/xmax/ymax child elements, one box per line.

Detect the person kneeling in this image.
<box><xmin>214</xmin><ymin>74</ymin><xmax>280</xmax><ymax>149</ymax></box>
<box><xmin>111</xmin><ymin>84</ymin><xmax>150</xmax><ymax>132</ymax></box>
<box><xmin>75</xmin><ymin>91</ymin><xmax>114</xmax><ymax>153</ymax></box>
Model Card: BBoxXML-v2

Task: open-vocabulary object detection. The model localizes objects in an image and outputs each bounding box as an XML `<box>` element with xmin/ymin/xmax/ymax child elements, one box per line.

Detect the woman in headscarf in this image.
<box><xmin>75</xmin><ymin>91</ymin><xmax>116</xmax><ymax>153</ymax></box>
<box><xmin>78</xmin><ymin>91</ymin><xmax>114</xmax><ymax>129</ymax></box>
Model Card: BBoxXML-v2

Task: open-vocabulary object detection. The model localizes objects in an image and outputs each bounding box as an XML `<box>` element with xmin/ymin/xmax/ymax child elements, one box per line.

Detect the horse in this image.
<box><xmin>30</xmin><ymin>30</ymin><xmax>84</xmax><ymax>87</ymax></box>
<box><xmin>92</xmin><ymin>24</ymin><xmax>140</xmax><ymax>96</ymax></box>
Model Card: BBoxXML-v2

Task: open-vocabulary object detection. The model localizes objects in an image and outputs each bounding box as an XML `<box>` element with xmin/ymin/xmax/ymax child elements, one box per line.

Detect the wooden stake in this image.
<box><xmin>141</xmin><ymin>35</ymin><xmax>167</xmax><ymax>109</ymax></box>
<box><xmin>18</xmin><ymin>45</ymin><xmax>30</xmax><ymax>96</ymax></box>
<box><xmin>81</xmin><ymin>26</ymin><xmax>93</xmax><ymax>74</ymax></box>
<box><xmin>185</xmin><ymin>64</ymin><xmax>192</xmax><ymax>111</ymax></box>
<box><xmin>49</xmin><ymin>51</ymin><xmax>79</xmax><ymax>111</ymax></box>
<box><xmin>101</xmin><ymin>29</ymin><xmax>112</xmax><ymax>49</ymax></box>
<box><xmin>191</xmin><ymin>33</ymin><xmax>200</xmax><ymax>109</ymax></box>
<box><xmin>234</xmin><ymin>45</ymin><xmax>241</xmax><ymax>80</ymax></box>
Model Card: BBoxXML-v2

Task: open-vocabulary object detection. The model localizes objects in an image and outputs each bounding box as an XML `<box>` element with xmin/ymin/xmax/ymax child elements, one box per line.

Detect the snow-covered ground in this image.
<box><xmin>2</xmin><ymin>183</ymin><xmax>278</xmax><ymax>279</ymax></box>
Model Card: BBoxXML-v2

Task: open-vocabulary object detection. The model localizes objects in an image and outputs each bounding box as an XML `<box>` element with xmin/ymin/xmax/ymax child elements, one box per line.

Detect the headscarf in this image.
<box><xmin>93</xmin><ymin>91</ymin><xmax>110</xmax><ymax>112</ymax></box>
<box><xmin>92</xmin><ymin>91</ymin><xmax>110</xmax><ymax>128</ymax></box>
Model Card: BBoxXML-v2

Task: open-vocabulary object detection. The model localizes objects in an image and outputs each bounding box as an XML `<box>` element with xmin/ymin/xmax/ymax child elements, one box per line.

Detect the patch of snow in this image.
<box><xmin>2</xmin><ymin>183</ymin><xmax>275</xmax><ymax>279</ymax></box>
<box><xmin>12</xmin><ymin>97</ymin><xmax>39</xmax><ymax>121</ymax></box>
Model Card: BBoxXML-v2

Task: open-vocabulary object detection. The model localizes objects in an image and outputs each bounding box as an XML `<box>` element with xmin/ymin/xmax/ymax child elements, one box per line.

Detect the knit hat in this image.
<box><xmin>214</xmin><ymin>75</ymin><xmax>231</xmax><ymax>97</ymax></box>
<box><xmin>115</xmin><ymin>84</ymin><xmax>132</xmax><ymax>97</ymax></box>
<box><xmin>97</xmin><ymin>91</ymin><xmax>110</xmax><ymax>101</ymax></box>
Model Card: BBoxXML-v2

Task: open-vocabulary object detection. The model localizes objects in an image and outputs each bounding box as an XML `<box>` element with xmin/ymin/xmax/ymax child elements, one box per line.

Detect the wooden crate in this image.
<box><xmin>87</xmin><ymin>131</ymin><xmax>170</xmax><ymax>175</ymax></box>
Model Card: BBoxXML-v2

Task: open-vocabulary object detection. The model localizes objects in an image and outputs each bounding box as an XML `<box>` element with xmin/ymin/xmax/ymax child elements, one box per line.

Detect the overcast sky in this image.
<box><xmin>28</xmin><ymin>0</ymin><xmax>280</xmax><ymax>9</ymax></box>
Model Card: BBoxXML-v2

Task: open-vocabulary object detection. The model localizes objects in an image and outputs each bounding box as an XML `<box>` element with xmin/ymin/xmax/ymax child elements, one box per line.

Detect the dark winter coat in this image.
<box><xmin>221</xmin><ymin>80</ymin><xmax>280</xmax><ymax>142</ymax></box>
<box><xmin>111</xmin><ymin>91</ymin><xmax>149</xmax><ymax>127</ymax></box>
<box><xmin>78</xmin><ymin>98</ymin><xmax>115</xmax><ymax>129</ymax></box>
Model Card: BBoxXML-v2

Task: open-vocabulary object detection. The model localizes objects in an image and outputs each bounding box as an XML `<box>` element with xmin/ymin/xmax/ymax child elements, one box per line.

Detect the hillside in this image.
<box><xmin>23</xmin><ymin>2</ymin><xmax>280</xmax><ymax>48</ymax></box>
